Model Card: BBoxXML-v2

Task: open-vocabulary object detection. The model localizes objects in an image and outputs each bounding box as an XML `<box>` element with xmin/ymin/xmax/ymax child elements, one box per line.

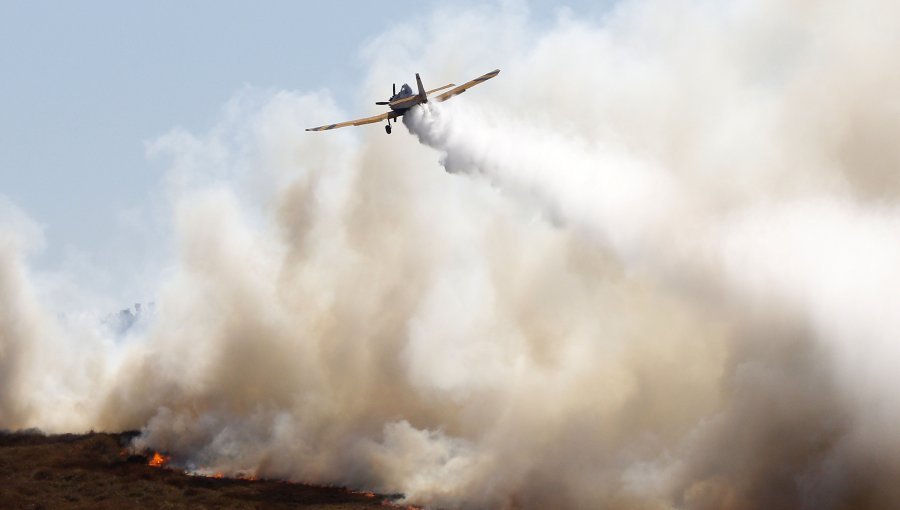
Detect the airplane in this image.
<box><xmin>306</xmin><ymin>69</ymin><xmax>500</xmax><ymax>134</ymax></box>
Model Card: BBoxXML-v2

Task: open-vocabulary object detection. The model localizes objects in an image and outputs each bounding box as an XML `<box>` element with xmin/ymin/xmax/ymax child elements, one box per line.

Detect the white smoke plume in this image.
<box><xmin>3</xmin><ymin>0</ymin><xmax>900</xmax><ymax>508</ymax></box>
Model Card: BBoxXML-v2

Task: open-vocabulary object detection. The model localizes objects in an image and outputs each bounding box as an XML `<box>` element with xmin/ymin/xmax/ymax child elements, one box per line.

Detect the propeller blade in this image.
<box><xmin>393</xmin><ymin>83</ymin><xmax>396</xmax><ymax>96</ymax></box>
<box><xmin>375</xmin><ymin>101</ymin><xmax>390</xmax><ymax>105</ymax></box>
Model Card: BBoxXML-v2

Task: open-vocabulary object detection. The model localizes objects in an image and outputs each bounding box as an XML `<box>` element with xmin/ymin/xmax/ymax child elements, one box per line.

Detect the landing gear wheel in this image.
<box><xmin>385</xmin><ymin>124</ymin><xmax>392</xmax><ymax>134</ymax></box>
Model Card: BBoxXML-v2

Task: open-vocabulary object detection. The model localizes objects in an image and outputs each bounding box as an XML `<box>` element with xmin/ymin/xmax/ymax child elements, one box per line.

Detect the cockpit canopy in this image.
<box><xmin>398</xmin><ymin>83</ymin><xmax>412</xmax><ymax>96</ymax></box>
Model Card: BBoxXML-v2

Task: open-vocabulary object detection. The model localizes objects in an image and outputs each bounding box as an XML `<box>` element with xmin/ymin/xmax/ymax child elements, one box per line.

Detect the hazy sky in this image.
<box><xmin>0</xmin><ymin>0</ymin><xmax>610</xmax><ymax>278</ymax></box>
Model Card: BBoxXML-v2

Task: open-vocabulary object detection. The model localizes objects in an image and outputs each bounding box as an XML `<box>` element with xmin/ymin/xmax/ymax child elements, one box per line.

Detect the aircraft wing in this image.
<box><xmin>306</xmin><ymin>110</ymin><xmax>402</xmax><ymax>131</ymax></box>
<box><xmin>434</xmin><ymin>69</ymin><xmax>500</xmax><ymax>102</ymax></box>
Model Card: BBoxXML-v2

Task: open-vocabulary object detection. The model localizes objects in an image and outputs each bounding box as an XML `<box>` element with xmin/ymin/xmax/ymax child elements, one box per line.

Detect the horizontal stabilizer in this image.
<box><xmin>425</xmin><ymin>83</ymin><xmax>455</xmax><ymax>96</ymax></box>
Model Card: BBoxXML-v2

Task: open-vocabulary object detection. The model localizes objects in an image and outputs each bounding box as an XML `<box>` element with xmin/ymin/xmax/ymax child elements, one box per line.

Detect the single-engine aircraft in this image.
<box><xmin>306</xmin><ymin>69</ymin><xmax>500</xmax><ymax>134</ymax></box>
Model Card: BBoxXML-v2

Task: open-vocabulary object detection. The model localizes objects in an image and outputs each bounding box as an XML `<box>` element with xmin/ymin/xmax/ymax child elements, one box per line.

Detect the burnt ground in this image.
<box><xmin>0</xmin><ymin>430</ymin><xmax>396</xmax><ymax>510</ymax></box>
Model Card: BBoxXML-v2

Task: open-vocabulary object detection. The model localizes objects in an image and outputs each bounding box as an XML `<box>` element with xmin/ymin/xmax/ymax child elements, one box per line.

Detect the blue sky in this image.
<box><xmin>0</xmin><ymin>0</ymin><xmax>609</xmax><ymax>277</ymax></box>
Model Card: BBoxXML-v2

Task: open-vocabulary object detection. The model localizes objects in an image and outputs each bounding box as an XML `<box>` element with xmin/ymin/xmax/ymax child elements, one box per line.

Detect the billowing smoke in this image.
<box><xmin>0</xmin><ymin>198</ymin><xmax>42</xmax><ymax>428</ymax></box>
<box><xmin>3</xmin><ymin>0</ymin><xmax>900</xmax><ymax>508</ymax></box>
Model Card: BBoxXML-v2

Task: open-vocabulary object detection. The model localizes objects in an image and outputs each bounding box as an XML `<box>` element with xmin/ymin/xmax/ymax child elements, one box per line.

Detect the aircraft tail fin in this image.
<box><xmin>415</xmin><ymin>73</ymin><xmax>427</xmax><ymax>102</ymax></box>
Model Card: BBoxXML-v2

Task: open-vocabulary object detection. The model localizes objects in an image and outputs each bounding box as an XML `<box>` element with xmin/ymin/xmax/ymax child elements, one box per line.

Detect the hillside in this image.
<box><xmin>0</xmin><ymin>430</ymin><xmax>394</xmax><ymax>510</ymax></box>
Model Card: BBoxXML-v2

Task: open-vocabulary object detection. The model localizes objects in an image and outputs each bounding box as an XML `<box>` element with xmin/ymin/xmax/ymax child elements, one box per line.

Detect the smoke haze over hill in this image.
<box><xmin>3</xmin><ymin>1</ymin><xmax>900</xmax><ymax>508</ymax></box>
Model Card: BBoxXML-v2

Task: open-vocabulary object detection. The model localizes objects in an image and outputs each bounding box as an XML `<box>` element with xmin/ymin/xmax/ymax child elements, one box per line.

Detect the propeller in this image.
<box><xmin>375</xmin><ymin>83</ymin><xmax>398</xmax><ymax>106</ymax></box>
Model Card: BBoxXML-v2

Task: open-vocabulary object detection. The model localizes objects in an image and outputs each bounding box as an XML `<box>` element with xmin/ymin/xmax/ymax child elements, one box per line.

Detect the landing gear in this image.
<box><xmin>385</xmin><ymin>123</ymin><xmax>392</xmax><ymax>135</ymax></box>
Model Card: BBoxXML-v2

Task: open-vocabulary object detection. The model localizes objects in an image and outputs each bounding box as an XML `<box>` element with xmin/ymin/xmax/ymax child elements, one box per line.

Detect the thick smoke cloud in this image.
<box><xmin>3</xmin><ymin>0</ymin><xmax>900</xmax><ymax>508</ymax></box>
<box><xmin>0</xmin><ymin>198</ymin><xmax>43</xmax><ymax>428</ymax></box>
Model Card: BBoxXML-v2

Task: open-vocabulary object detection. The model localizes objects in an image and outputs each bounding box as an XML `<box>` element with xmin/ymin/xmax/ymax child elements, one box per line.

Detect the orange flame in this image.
<box><xmin>148</xmin><ymin>452</ymin><xmax>170</xmax><ymax>468</ymax></box>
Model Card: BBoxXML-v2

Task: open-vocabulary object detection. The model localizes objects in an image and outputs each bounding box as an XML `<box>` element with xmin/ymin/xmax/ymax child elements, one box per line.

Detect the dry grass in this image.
<box><xmin>0</xmin><ymin>430</ymin><xmax>391</xmax><ymax>510</ymax></box>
